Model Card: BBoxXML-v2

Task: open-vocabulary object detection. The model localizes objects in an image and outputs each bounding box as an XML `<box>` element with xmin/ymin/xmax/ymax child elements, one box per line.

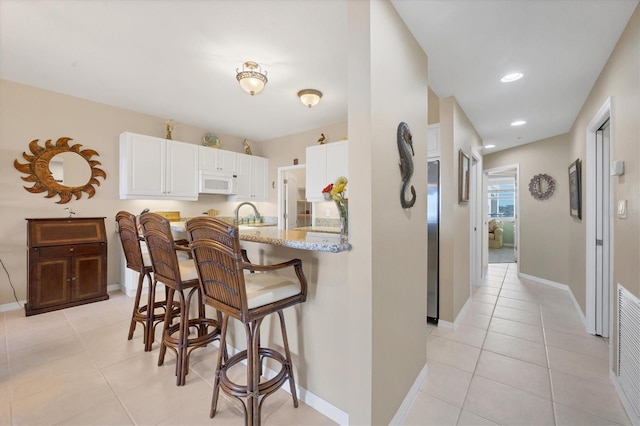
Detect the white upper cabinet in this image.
<box><xmin>305</xmin><ymin>140</ymin><xmax>348</xmax><ymax>202</ymax></box>
<box><xmin>119</xmin><ymin>132</ymin><xmax>198</xmax><ymax>201</ymax></box>
<box><xmin>229</xmin><ymin>153</ymin><xmax>268</xmax><ymax>202</ymax></box>
<box><xmin>198</xmin><ymin>146</ymin><xmax>237</xmax><ymax>174</ymax></box>
<box><xmin>427</xmin><ymin>124</ymin><xmax>440</xmax><ymax>158</ymax></box>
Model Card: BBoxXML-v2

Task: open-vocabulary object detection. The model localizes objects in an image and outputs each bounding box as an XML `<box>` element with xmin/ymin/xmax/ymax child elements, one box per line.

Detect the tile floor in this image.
<box><xmin>404</xmin><ymin>263</ymin><xmax>632</xmax><ymax>426</ymax></box>
<box><xmin>0</xmin><ymin>292</ymin><xmax>336</xmax><ymax>425</ymax></box>
<box><xmin>0</xmin><ymin>263</ymin><xmax>632</xmax><ymax>425</ymax></box>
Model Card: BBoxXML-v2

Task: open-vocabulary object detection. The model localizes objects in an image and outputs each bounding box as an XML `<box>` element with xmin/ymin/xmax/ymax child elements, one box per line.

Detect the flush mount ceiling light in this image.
<box><xmin>484</xmin><ymin>144</ymin><xmax>496</xmax><ymax>149</ymax></box>
<box><xmin>511</xmin><ymin>120</ymin><xmax>527</xmax><ymax>126</ymax></box>
<box><xmin>501</xmin><ymin>72</ymin><xmax>524</xmax><ymax>83</ymax></box>
<box><xmin>236</xmin><ymin>61</ymin><xmax>268</xmax><ymax>95</ymax></box>
<box><xmin>297</xmin><ymin>89</ymin><xmax>323</xmax><ymax>108</ymax></box>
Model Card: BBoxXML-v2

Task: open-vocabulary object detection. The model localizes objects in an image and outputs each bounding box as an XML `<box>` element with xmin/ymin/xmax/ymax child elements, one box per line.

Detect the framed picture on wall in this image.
<box><xmin>569</xmin><ymin>158</ymin><xmax>582</xmax><ymax>219</ymax></box>
<box><xmin>458</xmin><ymin>149</ymin><xmax>470</xmax><ymax>204</ymax></box>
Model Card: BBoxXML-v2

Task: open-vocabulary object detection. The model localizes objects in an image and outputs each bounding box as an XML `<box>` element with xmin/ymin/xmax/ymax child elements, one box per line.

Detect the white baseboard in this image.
<box><xmin>438</xmin><ymin>296</ymin><xmax>472</xmax><ymax>330</ymax></box>
<box><xmin>389</xmin><ymin>363</ymin><xmax>429</xmax><ymax>425</ymax></box>
<box><xmin>518</xmin><ymin>273</ymin><xmax>586</xmax><ymax>327</ymax></box>
<box><xmin>610</xmin><ymin>370</ymin><xmax>639</xmax><ymax>425</ymax></box>
<box><xmin>0</xmin><ymin>300</ymin><xmax>24</xmax><ymax>313</ymax></box>
<box><xmin>107</xmin><ymin>283</ymin><xmax>121</xmax><ymax>292</ymax></box>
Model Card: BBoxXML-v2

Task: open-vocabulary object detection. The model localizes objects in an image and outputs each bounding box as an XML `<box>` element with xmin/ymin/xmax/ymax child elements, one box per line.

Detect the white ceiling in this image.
<box><xmin>1</xmin><ymin>0</ymin><xmax>637</xmax><ymax>151</ymax></box>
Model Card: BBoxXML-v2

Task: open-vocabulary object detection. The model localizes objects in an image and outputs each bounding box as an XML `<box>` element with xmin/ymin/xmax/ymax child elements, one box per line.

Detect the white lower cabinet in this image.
<box><xmin>119</xmin><ymin>132</ymin><xmax>198</xmax><ymax>200</ymax></box>
<box><xmin>229</xmin><ymin>153</ymin><xmax>268</xmax><ymax>202</ymax></box>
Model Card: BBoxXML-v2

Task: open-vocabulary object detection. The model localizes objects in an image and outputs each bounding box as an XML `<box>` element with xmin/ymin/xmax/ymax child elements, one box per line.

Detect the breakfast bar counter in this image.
<box><xmin>170</xmin><ymin>222</ymin><xmax>351</xmax><ymax>253</ymax></box>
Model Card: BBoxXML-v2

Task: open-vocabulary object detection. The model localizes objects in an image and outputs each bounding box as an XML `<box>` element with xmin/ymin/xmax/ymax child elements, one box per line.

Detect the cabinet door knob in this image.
<box><xmin>69</xmin><ymin>248</ymin><xmax>74</xmax><ymax>252</ymax></box>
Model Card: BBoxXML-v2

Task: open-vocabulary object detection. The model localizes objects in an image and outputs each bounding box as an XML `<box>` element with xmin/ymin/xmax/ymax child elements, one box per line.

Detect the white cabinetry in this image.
<box><xmin>428</xmin><ymin>124</ymin><xmax>440</xmax><ymax>158</ymax></box>
<box><xmin>229</xmin><ymin>153</ymin><xmax>268</xmax><ymax>201</ymax></box>
<box><xmin>119</xmin><ymin>132</ymin><xmax>198</xmax><ymax>201</ymax></box>
<box><xmin>198</xmin><ymin>146</ymin><xmax>237</xmax><ymax>174</ymax></box>
<box><xmin>305</xmin><ymin>141</ymin><xmax>348</xmax><ymax>202</ymax></box>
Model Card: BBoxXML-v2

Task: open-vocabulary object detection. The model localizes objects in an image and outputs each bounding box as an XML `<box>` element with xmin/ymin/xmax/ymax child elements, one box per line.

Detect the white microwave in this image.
<box><xmin>199</xmin><ymin>171</ymin><xmax>238</xmax><ymax>195</ymax></box>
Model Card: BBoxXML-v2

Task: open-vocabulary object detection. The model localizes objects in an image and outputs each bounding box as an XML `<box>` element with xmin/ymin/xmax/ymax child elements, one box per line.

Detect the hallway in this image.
<box><xmin>404</xmin><ymin>263</ymin><xmax>630</xmax><ymax>425</ymax></box>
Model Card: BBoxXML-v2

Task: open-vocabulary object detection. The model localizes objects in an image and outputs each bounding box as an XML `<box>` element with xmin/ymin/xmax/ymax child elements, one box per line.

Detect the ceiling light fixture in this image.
<box><xmin>297</xmin><ymin>89</ymin><xmax>323</xmax><ymax>108</ymax></box>
<box><xmin>501</xmin><ymin>72</ymin><xmax>523</xmax><ymax>83</ymax></box>
<box><xmin>511</xmin><ymin>120</ymin><xmax>527</xmax><ymax>126</ymax></box>
<box><xmin>236</xmin><ymin>61</ymin><xmax>268</xmax><ymax>95</ymax></box>
<box><xmin>484</xmin><ymin>144</ymin><xmax>496</xmax><ymax>149</ymax></box>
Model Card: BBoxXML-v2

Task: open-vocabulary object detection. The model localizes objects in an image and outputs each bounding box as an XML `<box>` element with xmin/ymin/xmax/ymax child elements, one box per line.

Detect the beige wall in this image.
<box><xmin>428</xmin><ymin>87</ymin><xmax>440</xmax><ymax>125</ymax></box>
<box><xmin>438</xmin><ymin>97</ymin><xmax>483</xmax><ymax>323</ymax></box>
<box><xmin>0</xmin><ymin>79</ymin><xmax>255</xmax><ymax>306</ymax></box>
<box><xmin>347</xmin><ymin>1</ymin><xmax>428</xmax><ymax>424</ymax></box>
<box><xmin>567</xmin><ymin>4</ymin><xmax>639</xmax><ymax>306</ymax></box>
<box><xmin>484</xmin><ymin>134</ymin><xmax>572</xmax><ymax>286</ymax></box>
<box><xmin>567</xmin><ymin>4</ymin><xmax>639</xmax><ymax>373</ymax></box>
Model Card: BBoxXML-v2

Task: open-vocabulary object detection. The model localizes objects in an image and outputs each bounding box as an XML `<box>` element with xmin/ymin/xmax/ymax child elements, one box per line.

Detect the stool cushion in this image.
<box><xmin>178</xmin><ymin>259</ymin><xmax>199</xmax><ymax>281</ymax></box>
<box><xmin>244</xmin><ymin>272</ymin><xmax>301</xmax><ymax>309</ymax></box>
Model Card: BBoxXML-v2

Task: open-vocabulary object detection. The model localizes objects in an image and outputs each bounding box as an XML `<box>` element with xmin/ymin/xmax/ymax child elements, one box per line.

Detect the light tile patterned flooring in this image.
<box><xmin>404</xmin><ymin>263</ymin><xmax>631</xmax><ymax>426</ymax></box>
<box><xmin>0</xmin><ymin>293</ymin><xmax>335</xmax><ymax>425</ymax></box>
<box><xmin>0</xmin><ymin>263</ymin><xmax>632</xmax><ymax>425</ymax></box>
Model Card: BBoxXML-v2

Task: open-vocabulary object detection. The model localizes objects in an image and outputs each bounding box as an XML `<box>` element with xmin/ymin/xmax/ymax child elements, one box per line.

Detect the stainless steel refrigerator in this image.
<box><xmin>427</xmin><ymin>160</ymin><xmax>439</xmax><ymax>323</ymax></box>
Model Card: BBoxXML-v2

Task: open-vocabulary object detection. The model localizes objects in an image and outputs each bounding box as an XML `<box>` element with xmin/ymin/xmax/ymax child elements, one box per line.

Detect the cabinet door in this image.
<box><xmin>325</xmin><ymin>141</ymin><xmax>348</xmax><ymax>185</ymax></box>
<box><xmin>251</xmin><ymin>156</ymin><xmax>268</xmax><ymax>201</ymax></box>
<box><xmin>218</xmin><ymin>150</ymin><xmax>237</xmax><ymax>174</ymax></box>
<box><xmin>120</xmin><ymin>133</ymin><xmax>165</xmax><ymax>198</ymax></box>
<box><xmin>166</xmin><ymin>140</ymin><xmax>198</xmax><ymax>200</ymax></box>
<box><xmin>305</xmin><ymin>144</ymin><xmax>327</xmax><ymax>202</ymax></box>
<box><xmin>71</xmin><ymin>253</ymin><xmax>106</xmax><ymax>301</ymax></box>
<box><xmin>198</xmin><ymin>146</ymin><xmax>218</xmax><ymax>171</ymax></box>
<box><xmin>234</xmin><ymin>153</ymin><xmax>253</xmax><ymax>199</ymax></box>
<box><xmin>30</xmin><ymin>257</ymin><xmax>70</xmax><ymax>309</ymax></box>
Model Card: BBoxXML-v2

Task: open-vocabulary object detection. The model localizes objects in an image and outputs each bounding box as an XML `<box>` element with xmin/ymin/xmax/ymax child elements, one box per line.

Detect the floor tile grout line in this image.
<box><xmin>454</xmin><ymin>263</ymin><xmax>507</xmax><ymax>425</ymax></box>
<box><xmin>60</xmin><ymin>306</ymin><xmax>141</xmax><ymax>426</ymax></box>
<box><xmin>539</xmin><ymin>300</ymin><xmax>557</xmax><ymax>426</ymax></box>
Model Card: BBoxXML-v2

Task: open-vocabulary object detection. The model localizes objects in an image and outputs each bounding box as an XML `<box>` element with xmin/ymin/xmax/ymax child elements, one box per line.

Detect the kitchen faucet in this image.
<box><xmin>234</xmin><ymin>202</ymin><xmax>261</xmax><ymax>224</ymax></box>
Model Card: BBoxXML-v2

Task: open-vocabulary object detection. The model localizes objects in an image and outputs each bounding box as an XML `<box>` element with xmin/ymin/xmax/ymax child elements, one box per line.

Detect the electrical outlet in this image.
<box><xmin>325</xmin><ymin>209</ymin><xmax>331</xmax><ymax>216</ymax></box>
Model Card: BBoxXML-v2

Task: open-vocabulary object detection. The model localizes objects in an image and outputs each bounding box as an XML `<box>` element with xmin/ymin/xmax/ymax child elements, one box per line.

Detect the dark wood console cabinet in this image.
<box><xmin>26</xmin><ymin>217</ymin><xmax>108</xmax><ymax>316</ymax></box>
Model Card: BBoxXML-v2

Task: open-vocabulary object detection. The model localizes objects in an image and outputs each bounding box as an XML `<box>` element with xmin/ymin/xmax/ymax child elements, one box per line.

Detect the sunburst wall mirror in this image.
<box><xmin>14</xmin><ymin>137</ymin><xmax>107</xmax><ymax>204</ymax></box>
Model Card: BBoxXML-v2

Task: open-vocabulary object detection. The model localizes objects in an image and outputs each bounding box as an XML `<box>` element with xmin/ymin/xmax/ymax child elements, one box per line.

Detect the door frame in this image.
<box><xmin>483</xmin><ymin>163</ymin><xmax>521</xmax><ymax>272</ymax></box>
<box><xmin>277</xmin><ymin>164</ymin><xmax>306</xmax><ymax>230</ymax></box>
<box><xmin>470</xmin><ymin>149</ymin><xmax>482</xmax><ymax>286</ymax></box>
<box><xmin>585</xmin><ymin>97</ymin><xmax>614</xmax><ymax>339</ymax></box>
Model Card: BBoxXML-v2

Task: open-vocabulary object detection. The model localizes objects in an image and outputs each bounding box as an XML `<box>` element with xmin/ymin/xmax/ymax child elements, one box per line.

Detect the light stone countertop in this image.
<box><xmin>170</xmin><ymin>222</ymin><xmax>351</xmax><ymax>253</ymax></box>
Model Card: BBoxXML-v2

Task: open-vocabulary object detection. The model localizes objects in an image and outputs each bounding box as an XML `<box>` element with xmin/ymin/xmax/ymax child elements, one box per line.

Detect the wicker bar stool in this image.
<box><xmin>115</xmin><ymin>211</ymin><xmax>179</xmax><ymax>351</ymax></box>
<box><xmin>139</xmin><ymin>212</ymin><xmax>220</xmax><ymax>386</ymax></box>
<box><xmin>186</xmin><ymin>217</ymin><xmax>307</xmax><ymax>425</ymax></box>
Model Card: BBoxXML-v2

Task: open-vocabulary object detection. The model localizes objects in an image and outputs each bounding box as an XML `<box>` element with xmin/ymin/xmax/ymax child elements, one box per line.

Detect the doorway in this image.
<box><xmin>484</xmin><ymin>165</ymin><xmax>519</xmax><ymax>267</ymax></box>
<box><xmin>586</xmin><ymin>98</ymin><xmax>612</xmax><ymax>338</ymax></box>
<box><xmin>277</xmin><ymin>165</ymin><xmax>308</xmax><ymax>230</ymax></box>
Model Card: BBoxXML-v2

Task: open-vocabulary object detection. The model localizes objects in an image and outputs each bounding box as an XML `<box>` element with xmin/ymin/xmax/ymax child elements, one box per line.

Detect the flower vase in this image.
<box><xmin>335</xmin><ymin>200</ymin><xmax>348</xmax><ymax>243</ymax></box>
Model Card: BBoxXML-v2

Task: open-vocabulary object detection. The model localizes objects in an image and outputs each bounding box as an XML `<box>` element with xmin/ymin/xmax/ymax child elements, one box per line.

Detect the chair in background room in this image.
<box><xmin>488</xmin><ymin>219</ymin><xmax>504</xmax><ymax>249</ymax></box>
<box><xmin>187</xmin><ymin>216</ymin><xmax>308</xmax><ymax>425</ymax></box>
<box><xmin>115</xmin><ymin>211</ymin><xmax>179</xmax><ymax>351</ymax></box>
<box><xmin>139</xmin><ymin>212</ymin><xmax>220</xmax><ymax>386</ymax></box>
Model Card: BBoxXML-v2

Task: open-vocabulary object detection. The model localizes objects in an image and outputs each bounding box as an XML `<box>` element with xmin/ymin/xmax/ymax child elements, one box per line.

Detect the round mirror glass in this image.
<box><xmin>50</xmin><ymin>152</ymin><xmax>92</xmax><ymax>187</ymax></box>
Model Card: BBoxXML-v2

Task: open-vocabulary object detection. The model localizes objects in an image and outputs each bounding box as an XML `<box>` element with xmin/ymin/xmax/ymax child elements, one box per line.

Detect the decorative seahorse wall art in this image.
<box><xmin>397</xmin><ymin>121</ymin><xmax>416</xmax><ymax>208</ymax></box>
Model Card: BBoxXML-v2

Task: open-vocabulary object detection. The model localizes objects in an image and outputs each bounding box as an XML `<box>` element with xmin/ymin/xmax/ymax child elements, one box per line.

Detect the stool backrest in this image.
<box><xmin>115</xmin><ymin>211</ymin><xmax>146</xmax><ymax>272</ymax></box>
<box><xmin>187</xmin><ymin>217</ymin><xmax>248</xmax><ymax>318</ymax></box>
<box><xmin>139</xmin><ymin>212</ymin><xmax>182</xmax><ymax>287</ymax></box>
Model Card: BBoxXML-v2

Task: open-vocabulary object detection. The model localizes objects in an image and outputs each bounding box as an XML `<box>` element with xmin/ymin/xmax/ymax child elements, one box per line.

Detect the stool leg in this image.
<box><xmin>127</xmin><ymin>270</ymin><xmax>145</xmax><ymax>341</ymax></box>
<box><xmin>175</xmin><ymin>288</ymin><xmax>190</xmax><ymax>386</ymax></box>
<box><xmin>158</xmin><ymin>286</ymin><xmax>175</xmax><ymax>366</ymax></box>
<box><xmin>211</xmin><ymin>314</ymin><xmax>229</xmax><ymax>418</ymax></box>
<box><xmin>143</xmin><ymin>272</ymin><xmax>156</xmax><ymax>352</ymax></box>
<box><xmin>247</xmin><ymin>318</ymin><xmax>264</xmax><ymax>426</ymax></box>
<box><xmin>278</xmin><ymin>310</ymin><xmax>299</xmax><ymax>408</ymax></box>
